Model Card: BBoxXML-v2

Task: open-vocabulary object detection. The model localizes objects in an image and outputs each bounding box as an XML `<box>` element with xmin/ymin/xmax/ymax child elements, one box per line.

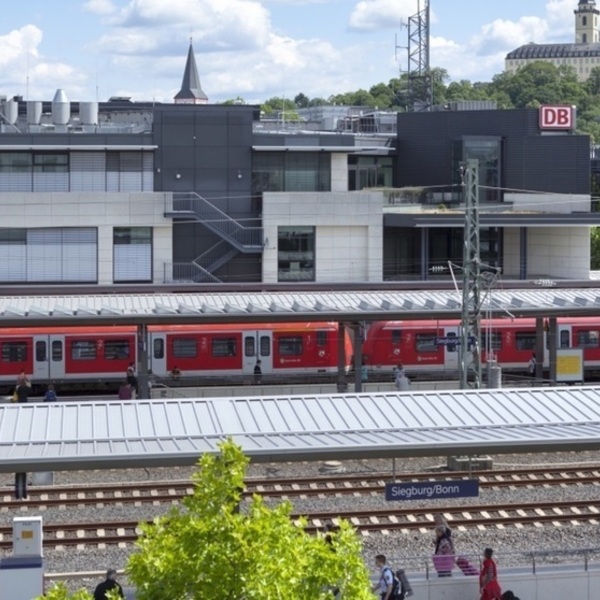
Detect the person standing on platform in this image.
<box><xmin>373</xmin><ymin>555</ymin><xmax>401</xmax><ymax>600</ymax></box>
<box><xmin>433</xmin><ymin>524</ymin><xmax>454</xmax><ymax>577</ymax></box>
<box><xmin>394</xmin><ymin>363</ymin><xmax>410</xmax><ymax>391</ymax></box>
<box><xmin>126</xmin><ymin>365</ymin><xmax>138</xmax><ymax>399</ymax></box>
<box><xmin>480</xmin><ymin>547</ymin><xmax>502</xmax><ymax>600</ymax></box>
<box><xmin>16</xmin><ymin>378</ymin><xmax>31</xmax><ymax>403</ymax></box>
<box><xmin>528</xmin><ymin>354</ymin><xmax>536</xmax><ymax>379</ymax></box>
<box><xmin>44</xmin><ymin>383</ymin><xmax>57</xmax><ymax>402</ymax></box>
<box><xmin>93</xmin><ymin>568</ymin><xmax>124</xmax><ymax>600</ymax></box>
<box><xmin>253</xmin><ymin>360</ymin><xmax>262</xmax><ymax>385</ymax></box>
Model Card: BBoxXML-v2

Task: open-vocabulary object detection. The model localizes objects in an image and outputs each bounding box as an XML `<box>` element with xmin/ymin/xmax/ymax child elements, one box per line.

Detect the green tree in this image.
<box><xmin>591</xmin><ymin>227</ymin><xmax>600</xmax><ymax>269</ymax></box>
<box><xmin>126</xmin><ymin>440</ymin><xmax>374</xmax><ymax>600</ymax></box>
<box><xmin>294</xmin><ymin>93</ymin><xmax>310</xmax><ymax>108</ymax></box>
<box><xmin>35</xmin><ymin>582</ymin><xmax>121</xmax><ymax>600</ymax></box>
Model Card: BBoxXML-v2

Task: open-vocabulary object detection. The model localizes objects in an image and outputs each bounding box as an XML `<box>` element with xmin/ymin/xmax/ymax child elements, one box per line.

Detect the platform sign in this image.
<box><xmin>385</xmin><ymin>479</ymin><xmax>479</xmax><ymax>501</ymax></box>
<box><xmin>556</xmin><ymin>348</ymin><xmax>584</xmax><ymax>383</ymax></box>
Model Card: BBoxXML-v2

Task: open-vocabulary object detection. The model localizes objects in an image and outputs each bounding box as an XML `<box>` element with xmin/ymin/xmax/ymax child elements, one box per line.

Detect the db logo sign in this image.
<box><xmin>539</xmin><ymin>105</ymin><xmax>575</xmax><ymax>130</ymax></box>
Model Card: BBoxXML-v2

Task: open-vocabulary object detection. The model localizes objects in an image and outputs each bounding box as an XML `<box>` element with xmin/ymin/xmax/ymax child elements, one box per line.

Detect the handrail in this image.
<box><xmin>167</xmin><ymin>192</ymin><xmax>263</xmax><ymax>250</ymax></box>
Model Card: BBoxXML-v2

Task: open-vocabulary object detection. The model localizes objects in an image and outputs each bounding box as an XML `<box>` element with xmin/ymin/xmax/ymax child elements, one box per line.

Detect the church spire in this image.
<box><xmin>575</xmin><ymin>0</ymin><xmax>600</xmax><ymax>44</ymax></box>
<box><xmin>174</xmin><ymin>39</ymin><xmax>208</xmax><ymax>104</ymax></box>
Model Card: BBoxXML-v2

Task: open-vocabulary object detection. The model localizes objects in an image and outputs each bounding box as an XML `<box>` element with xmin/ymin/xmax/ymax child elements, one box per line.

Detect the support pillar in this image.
<box><xmin>337</xmin><ymin>322</ymin><xmax>348</xmax><ymax>393</ymax></box>
<box><xmin>548</xmin><ymin>317</ymin><xmax>558</xmax><ymax>385</ymax></box>
<box><xmin>137</xmin><ymin>324</ymin><xmax>150</xmax><ymax>400</ymax></box>
<box><xmin>535</xmin><ymin>317</ymin><xmax>545</xmax><ymax>382</ymax></box>
<box><xmin>352</xmin><ymin>323</ymin><xmax>365</xmax><ymax>393</ymax></box>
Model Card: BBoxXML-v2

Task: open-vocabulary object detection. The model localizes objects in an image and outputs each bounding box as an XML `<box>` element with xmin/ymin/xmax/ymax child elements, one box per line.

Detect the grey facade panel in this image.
<box><xmin>396</xmin><ymin>109</ymin><xmax>590</xmax><ymax>195</ymax></box>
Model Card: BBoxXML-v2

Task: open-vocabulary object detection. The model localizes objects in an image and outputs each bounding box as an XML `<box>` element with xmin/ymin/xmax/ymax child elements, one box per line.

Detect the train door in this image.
<box><xmin>32</xmin><ymin>335</ymin><xmax>50</xmax><ymax>381</ymax></box>
<box><xmin>242</xmin><ymin>331</ymin><xmax>273</xmax><ymax>375</ymax></box>
<box><xmin>258</xmin><ymin>331</ymin><xmax>273</xmax><ymax>373</ymax></box>
<box><xmin>443</xmin><ymin>326</ymin><xmax>460</xmax><ymax>370</ymax></box>
<box><xmin>47</xmin><ymin>335</ymin><xmax>65</xmax><ymax>380</ymax></box>
<box><xmin>149</xmin><ymin>332</ymin><xmax>167</xmax><ymax>377</ymax></box>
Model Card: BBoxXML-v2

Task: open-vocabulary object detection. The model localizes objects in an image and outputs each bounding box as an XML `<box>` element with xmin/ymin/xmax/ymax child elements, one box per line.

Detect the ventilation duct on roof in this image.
<box><xmin>27</xmin><ymin>101</ymin><xmax>42</xmax><ymax>125</ymax></box>
<box><xmin>52</xmin><ymin>89</ymin><xmax>70</xmax><ymax>125</ymax></box>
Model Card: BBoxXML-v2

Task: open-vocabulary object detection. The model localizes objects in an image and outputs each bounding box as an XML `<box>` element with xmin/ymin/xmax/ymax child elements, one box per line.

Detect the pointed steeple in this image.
<box><xmin>174</xmin><ymin>40</ymin><xmax>208</xmax><ymax>104</ymax></box>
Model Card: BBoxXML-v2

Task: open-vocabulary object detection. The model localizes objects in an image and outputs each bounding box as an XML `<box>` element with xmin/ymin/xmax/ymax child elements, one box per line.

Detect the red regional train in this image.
<box><xmin>361</xmin><ymin>317</ymin><xmax>599</xmax><ymax>376</ymax></box>
<box><xmin>1</xmin><ymin>316</ymin><xmax>599</xmax><ymax>392</ymax></box>
<box><xmin>0</xmin><ymin>322</ymin><xmax>350</xmax><ymax>392</ymax></box>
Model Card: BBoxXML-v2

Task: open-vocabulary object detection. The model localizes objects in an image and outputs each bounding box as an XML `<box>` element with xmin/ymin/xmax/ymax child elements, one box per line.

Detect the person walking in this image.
<box><xmin>480</xmin><ymin>548</ymin><xmax>502</xmax><ymax>600</ymax></box>
<box><xmin>373</xmin><ymin>554</ymin><xmax>401</xmax><ymax>600</ymax></box>
<box><xmin>93</xmin><ymin>568</ymin><xmax>124</xmax><ymax>600</ymax></box>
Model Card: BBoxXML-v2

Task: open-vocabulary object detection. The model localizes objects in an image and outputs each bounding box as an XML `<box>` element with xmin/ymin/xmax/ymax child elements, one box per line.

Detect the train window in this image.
<box><xmin>1</xmin><ymin>342</ymin><xmax>27</xmax><ymax>362</ymax></box>
<box><xmin>260</xmin><ymin>335</ymin><xmax>271</xmax><ymax>357</ymax></box>
<box><xmin>560</xmin><ymin>330</ymin><xmax>570</xmax><ymax>348</ymax></box>
<box><xmin>278</xmin><ymin>336</ymin><xmax>303</xmax><ymax>356</ymax></box>
<box><xmin>52</xmin><ymin>341</ymin><xmax>62</xmax><ymax>361</ymax></box>
<box><xmin>153</xmin><ymin>338</ymin><xmax>164</xmax><ymax>359</ymax></box>
<box><xmin>481</xmin><ymin>331</ymin><xmax>502</xmax><ymax>351</ymax></box>
<box><xmin>173</xmin><ymin>338</ymin><xmax>198</xmax><ymax>358</ymax></box>
<box><xmin>244</xmin><ymin>337</ymin><xmax>256</xmax><ymax>358</ymax></box>
<box><xmin>576</xmin><ymin>330</ymin><xmax>599</xmax><ymax>348</ymax></box>
<box><xmin>415</xmin><ymin>334</ymin><xmax>437</xmax><ymax>353</ymax></box>
<box><xmin>213</xmin><ymin>337</ymin><xmax>237</xmax><ymax>357</ymax></box>
<box><xmin>71</xmin><ymin>340</ymin><xmax>97</xmax><ymax>360</ymax></box>
<box><xmin>445</xmin><ymin>331</ymin><xmax>458</xmax><ymax>353</ymax></box>
<box><xmin>391</xmin><ymin>330</ymin><xmax>401</xmax><ymax>346</ymax></box>
<box><xmin>515</xmin><ymin>332</ymin><xmax>536</xmax><ymax>351</ymax></box>
<box><xmin>104</xmin><ymin>340</ymin><xmax>130</xmax><ymax>360</ymax></box>
<box><xmin>35</xmin><ymin>341</ymin><xmax>47</xmax><ymax>362</ymax></box>
<box><xmin>316</xmin><ymin>331</ymin><xmax>327</xmax><ymax>346</ymax></box>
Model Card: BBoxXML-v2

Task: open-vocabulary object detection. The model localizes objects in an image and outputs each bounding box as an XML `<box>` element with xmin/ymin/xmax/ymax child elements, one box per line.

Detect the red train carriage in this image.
<box><xmin>148</xmin><ymin>322</ymin><xmax>349</xmax><ymax>378</ymax></box>
<box><xmin>0</xmin><ymin>327</ymin><xmax>136</xmax><ymax>390</ymax></box>
<box><xmin>362</xmin><ymin>317</ymin><xmax>600</xmax><ymax>376</ymax></box>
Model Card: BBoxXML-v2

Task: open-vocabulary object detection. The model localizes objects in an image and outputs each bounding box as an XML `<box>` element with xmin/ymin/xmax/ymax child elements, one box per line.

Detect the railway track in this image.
<box><xmin>2</xmin><ymin>465</ymin><xmax>598</xmax><ymax>549</ymax></box>
<box><xmin>1</xmin><ymin>498</ymin><xmax>599</xmax><ymax>550</ymax></box>
<box><xmin>1</xmin><ymin>464</ymin><xmax>599</xmax><ymax>510</ymax></box>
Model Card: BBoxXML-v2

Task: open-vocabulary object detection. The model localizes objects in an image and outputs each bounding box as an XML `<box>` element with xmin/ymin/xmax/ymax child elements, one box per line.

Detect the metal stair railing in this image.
<box><xmin>193</xmin><ymin>240</ymin><xmax>239</xmax><ymax>274</ymax></box>
<box><xmin>164</xmin><ymin>262</ymin><xmax>222</xmax><ymax>284</ymax></box>
<box><xmin>168</xmin><ymin>192</ymin><xmax>263</xmax><ymax>252</ymax></box>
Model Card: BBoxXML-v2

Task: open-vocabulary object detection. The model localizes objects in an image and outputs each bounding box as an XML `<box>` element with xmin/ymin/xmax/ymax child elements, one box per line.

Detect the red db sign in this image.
<box><xmin>539</xmin><ymin>105</ymin><xmax>574</xmax><ymax>130</ymax></box>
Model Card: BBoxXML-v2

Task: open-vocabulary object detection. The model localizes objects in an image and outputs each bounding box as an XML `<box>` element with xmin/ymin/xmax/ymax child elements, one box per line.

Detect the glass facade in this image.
<box><xmin>452</xmin><ymin>137</ymin><xmax>502</xmax><ymax>203</ymax></box>
<box><xmin>277</xmin><ymin>226</ymin><xmax>315</xmax><ymax>282</ymax></box>
<box><xmin>252</xmin><ymin>152</ymin><xmax>331</xmax><ymax>194</ymax></box>
<box><xmin>348</xmin><ymin>156</ymin><xmax>393</xmax><ymax>190</ymax></box>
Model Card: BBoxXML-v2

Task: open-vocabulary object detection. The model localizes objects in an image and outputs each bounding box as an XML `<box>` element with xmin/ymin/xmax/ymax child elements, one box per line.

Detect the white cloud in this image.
<box><xmin>348</xmin><ymin>0</ymin><xmax>416</xmax><ymax>32</ymax></box>
<box><xmin>83</xmin><ymin>0</ymin><xmax>118</xmax><ymax>16</ymax></box>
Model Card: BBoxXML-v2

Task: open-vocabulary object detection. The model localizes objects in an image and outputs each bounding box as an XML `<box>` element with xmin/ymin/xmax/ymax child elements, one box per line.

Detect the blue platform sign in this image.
<box><xmin>385</xmin><ymin>479</ymin><xmax>479</xmax><ymax>501</ymax></box>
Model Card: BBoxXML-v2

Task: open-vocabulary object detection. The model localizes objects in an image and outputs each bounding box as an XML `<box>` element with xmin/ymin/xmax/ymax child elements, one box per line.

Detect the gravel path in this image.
<box><xmin>2</xmin><ymin>451</ymin><xmax>600</xmax><ymax>593</ymax></box>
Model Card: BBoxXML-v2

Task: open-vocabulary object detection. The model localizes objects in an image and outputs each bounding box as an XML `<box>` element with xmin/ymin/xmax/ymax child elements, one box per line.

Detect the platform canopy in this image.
<box><xmin>0</xmin><ymin>288</ymin><xmax>600</xmax><ymax>326</ymax></box>
<box><xmin>1</xmin><ymin>386</ymin><xmax>600</xmax><ymax>472</ymax></box>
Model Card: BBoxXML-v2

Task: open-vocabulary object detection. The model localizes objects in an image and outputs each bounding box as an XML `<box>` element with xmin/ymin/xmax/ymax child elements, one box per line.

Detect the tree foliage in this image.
<box><xmin>126</xmin><ymin>440</ymin><xmax>374</xmax><ymax>600</ymax></box>
<box><xmin>35</xmin><ymin>582</ymin><xmax>121</xmax><ymax>600</ymax></box>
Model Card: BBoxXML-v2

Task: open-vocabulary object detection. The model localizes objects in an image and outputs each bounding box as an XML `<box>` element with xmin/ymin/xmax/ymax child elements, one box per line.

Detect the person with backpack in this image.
<box><xmin>373</xmin><ymin>555</ymin><xmax>402</xmax><ymax>600</ymax></box>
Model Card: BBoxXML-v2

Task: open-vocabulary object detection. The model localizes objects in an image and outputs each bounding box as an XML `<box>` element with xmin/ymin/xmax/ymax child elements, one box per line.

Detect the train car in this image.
<box><xmin>362</xmin><ymin>316</ymin><xmax>600</xmax><ymax>377</ymax></box>
<box><xmin>0</xmin><ymin>322</ymin><xmax>351</xmax><ymax>392</ymax></box>
<box><xmin>0</xmin><ymin>326</ymin><xmax>136</xmax><ymax>392</ymax></box>
<box><xmin>148</xmin><ymin>322</ymin><xmax>350</xmax><ymax>379</ymax></box>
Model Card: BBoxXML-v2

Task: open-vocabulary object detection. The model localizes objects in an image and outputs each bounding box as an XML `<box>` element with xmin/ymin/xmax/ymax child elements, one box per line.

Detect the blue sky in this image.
<box><xmin>0</xmin><ymin>0</ymin><xmax>579</xmax><ymax>104</ymax></box>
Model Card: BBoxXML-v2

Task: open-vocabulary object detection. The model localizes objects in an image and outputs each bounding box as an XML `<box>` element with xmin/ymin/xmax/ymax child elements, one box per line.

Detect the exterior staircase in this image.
<box><xmin>164</xmin><ymin>192</ymin><xmax>263</xmax><ymax>282</ymax></box>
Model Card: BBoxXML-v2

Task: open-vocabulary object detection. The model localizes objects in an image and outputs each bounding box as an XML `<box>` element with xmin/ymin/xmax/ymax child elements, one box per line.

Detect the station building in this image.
<box><xmin>0</xmin><ymin>43</ymin><xmax>598</xmax><ymax>287</ymax></box>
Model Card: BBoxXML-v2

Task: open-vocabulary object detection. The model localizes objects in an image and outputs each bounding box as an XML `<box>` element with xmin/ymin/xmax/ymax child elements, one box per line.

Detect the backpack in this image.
<box><xmin>382</xmin><ymin>567</ymin><xmax>403</xmax><ymax>600</ymax></box>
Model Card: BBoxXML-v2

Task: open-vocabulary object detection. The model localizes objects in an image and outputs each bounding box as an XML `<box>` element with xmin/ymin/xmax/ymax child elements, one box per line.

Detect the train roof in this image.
<box><xmin>2</xmin><ymin>386</ymin><xmax>600</xmax><ymax>472</ymax></box>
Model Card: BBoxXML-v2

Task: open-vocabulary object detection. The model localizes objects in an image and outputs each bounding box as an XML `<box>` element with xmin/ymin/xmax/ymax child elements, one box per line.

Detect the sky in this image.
<box><xmin>0</xmin><ymin>0</ymin><xmax>582</xmax><ymax>105</ymax></box>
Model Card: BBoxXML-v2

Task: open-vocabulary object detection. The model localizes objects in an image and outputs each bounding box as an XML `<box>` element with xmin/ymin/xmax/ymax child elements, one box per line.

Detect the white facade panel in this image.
<box><xmin>0</xmin><ymin>245</ymin><xmax>26</xmax><ymax>281</ymax></box>
<box><xmin>114</xmin><ymin>244</ymin><xmax>152</xmax><ymax>282</ymax></box>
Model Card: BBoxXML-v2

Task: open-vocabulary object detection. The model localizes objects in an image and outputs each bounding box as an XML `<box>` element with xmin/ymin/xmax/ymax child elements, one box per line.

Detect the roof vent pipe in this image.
<box><xmin>52</xmin><ymin>88</ymin><xmax>70</xmax><ymax>125</ymax></box>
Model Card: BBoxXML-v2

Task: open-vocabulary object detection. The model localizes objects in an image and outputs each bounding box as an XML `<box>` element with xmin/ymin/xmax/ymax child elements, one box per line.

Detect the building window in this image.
<box><xmin>348</xmin><ymin>156</ymin><xmax>393</xmax><ymax>190</ymax></box>
<box><xmin>583</xmin><ymin>16</ymin><xmax>587</xmax><ymax>26</ymax></box>
<box><xmin>277</xmin><ymin>226</ymin><xmax>315</xmax><ymax>282</ymax></box>
<box><xmin>113</xmin><ymin>227</ymin><xmax>152</xmax><ymax>283</ymax></box>
<box><xmin>583</xmin><ymin>33</ymin><xmax>588</xmax><ymax>43</ymax></box>
<box><xmin>252</xmin><ymin>152</ymin><xmax>331</xmax><ymax>194</ymax></box>
<box><xmin>33</xmin><ymin>153</ymin><xmax>68</xmax><ymax>173</ymax></box>
<box><xmin>278</xmin><ymin>336</ymin><xmax>303</xmax><ymax>356</ymax></box>
<box><xmin>212</xmin><ymin>338</ymin><xmax>237</xmax><ymax>357</ymax></box>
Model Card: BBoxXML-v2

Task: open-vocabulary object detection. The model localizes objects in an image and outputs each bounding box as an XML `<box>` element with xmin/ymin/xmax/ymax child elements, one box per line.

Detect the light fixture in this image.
<box><xmin>237</xmin><ymin>169</ymin><xmax>242</xmax><ymax>180</ymax></box>
<box><xmin>175</xmin><ymin>173</ymin><xmax>181</xmax><ymax>179</ymax></box>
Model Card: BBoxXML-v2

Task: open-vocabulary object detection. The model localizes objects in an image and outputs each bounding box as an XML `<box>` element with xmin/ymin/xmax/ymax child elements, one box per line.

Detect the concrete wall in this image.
<box><xmin>261</xmin><ymin>191</ymin><xmax>383</xmax><ymax>283</ymax></box>
<box><xmin>502</xmin><ymin>227</ymin><xmax>590</xmax><ymax>280</ymax></box>
<box><xmin>507</xmin><ymin>192</ymin><xmax>591</xmax><ymax>213</ymax></box>
<box><xmin>331</xmin><ymin>153</ymin><xmax>348</xmax><ymax>192</ymax></box>
<box><xmin>0</xmin><ymin>191</ymin><xmax>173</xmax><ymax>285</ymax></box>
